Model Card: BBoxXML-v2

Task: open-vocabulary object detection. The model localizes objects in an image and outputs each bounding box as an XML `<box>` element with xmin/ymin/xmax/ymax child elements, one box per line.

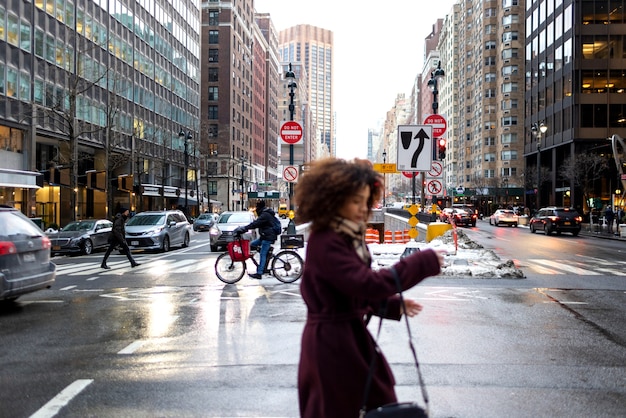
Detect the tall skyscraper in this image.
<box><xmin>278</xmin><ymin>25</ymin><xmax>334</xmax><ymax>157</ymax></box>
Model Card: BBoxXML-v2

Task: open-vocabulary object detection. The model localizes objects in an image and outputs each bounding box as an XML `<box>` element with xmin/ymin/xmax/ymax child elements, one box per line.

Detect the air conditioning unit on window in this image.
<box><xmin>504</xmin><ymin>25</ymin><xmax>510</xmax><ymax>29</ymax></box>
<box><xmin>504</xmin><ymin>110</ymin><xmax>510</xmax><ymax>114</ymax></box>
<box><xmin>504</xmin><ymin>59</ymin><xmax>510</xmax><ymax>64</ymax></box>
<box><xmin>504</xmin><ymin>42</ymin><xmax>510</xmax><ymax>47</ymax></box>
<box><xmin>504</xmin><ymin>76</ymin><xmax>510</xmax><ymax>81</ymax></box>
<box><xmin>504</xmin><ymin>93</ymin><xmax>510</xmax><ymax>97</ymax></box>
<box><xmin>504</xmin><ymin>144</ymin><xmax>510</xmax><ymax>148</ymax></box>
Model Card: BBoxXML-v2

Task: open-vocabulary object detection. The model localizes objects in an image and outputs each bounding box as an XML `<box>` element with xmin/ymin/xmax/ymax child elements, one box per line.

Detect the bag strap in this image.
<box><xmin>359</xmin><ymin>267</ymin><xmax>429</xmax><ymax>417</ymax></box>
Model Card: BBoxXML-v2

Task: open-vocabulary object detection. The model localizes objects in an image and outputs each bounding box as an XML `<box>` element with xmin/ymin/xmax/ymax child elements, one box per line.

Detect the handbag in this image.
<box><xmin>359</xmin><ymin>267</ymin><xmax>429</xmax><ymax>418</ymax></box>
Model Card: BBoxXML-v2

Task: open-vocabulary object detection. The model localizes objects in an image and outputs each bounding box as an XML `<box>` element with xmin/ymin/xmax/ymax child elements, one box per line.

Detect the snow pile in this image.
<box><xmin>368</xmin><ymin>229</ymin><xmax>525</xmax><ymax>279</ymax></box>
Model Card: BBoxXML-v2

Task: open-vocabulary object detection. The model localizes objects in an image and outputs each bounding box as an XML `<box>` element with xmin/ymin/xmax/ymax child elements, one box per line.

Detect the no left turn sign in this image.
<box><xmin>283</xmin><ymin>165</ymin><xmax>299</xmax><ymax>183</ymax></box>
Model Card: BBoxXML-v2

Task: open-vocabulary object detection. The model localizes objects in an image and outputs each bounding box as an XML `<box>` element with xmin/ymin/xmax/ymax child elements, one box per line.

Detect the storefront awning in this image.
<box><xmin>0</xmin><ymin>168</ymin><xmax>41</xmax><ymax>189</ymax></box>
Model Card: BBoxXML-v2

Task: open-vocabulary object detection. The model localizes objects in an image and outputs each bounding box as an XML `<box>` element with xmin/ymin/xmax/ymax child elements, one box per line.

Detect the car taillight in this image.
<box><xmin>549</xmin><ymin>216</ymin><xmax>559</xmax><ymax>222</ymax></box>
<box><xmin>0</xmin><ymin>242</ymin><xmax>17</xmax><ymax>255</ymax></box>
<box><xmin>574</xmin><ymin>216</ymin><xmax>582</xmax><ymax>222</ymax></box>
<box><xmin>42</xmin><ymin>235</ymin><xmax>51</xmax><ymax>249</ymax></box>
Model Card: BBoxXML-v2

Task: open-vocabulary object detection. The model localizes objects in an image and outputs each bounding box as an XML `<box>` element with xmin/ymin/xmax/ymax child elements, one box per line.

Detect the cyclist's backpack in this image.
<box><xmin>272</xmin><ymin>215</ymin><xmax>282</xmax><ymax>235</ymax></box>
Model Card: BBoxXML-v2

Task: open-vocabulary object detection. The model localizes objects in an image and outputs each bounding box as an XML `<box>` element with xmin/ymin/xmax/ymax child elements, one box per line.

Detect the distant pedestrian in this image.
<box><xmin>101</xmin><ymin>207</ymin><xmax>140</xmax><ymax>269</ymax></box>
<box><xmin>604</xmin><ymin>205</ymin><xmax>615</xmax><ymax>234</ymax></box>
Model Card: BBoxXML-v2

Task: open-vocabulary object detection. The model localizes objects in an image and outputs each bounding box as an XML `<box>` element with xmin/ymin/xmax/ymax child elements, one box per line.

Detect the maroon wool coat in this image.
<box><xmin>297</xmin><ymin>228</ymin><xmax>441</xmax><ymax>418</ymax></box>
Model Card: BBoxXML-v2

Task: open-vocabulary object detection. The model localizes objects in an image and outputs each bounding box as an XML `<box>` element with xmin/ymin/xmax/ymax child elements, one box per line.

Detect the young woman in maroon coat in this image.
<box><xmin>294</xmin><ymin>158</ymin><xmax>445</xmax><ymax>418</ymax></box>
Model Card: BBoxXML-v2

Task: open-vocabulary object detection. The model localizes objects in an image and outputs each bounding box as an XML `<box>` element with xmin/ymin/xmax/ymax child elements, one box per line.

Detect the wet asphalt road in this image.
<box><xmin>1</xmin><ymin>228</ymin><xmax>625</xmax><ymax>418</ymax></box>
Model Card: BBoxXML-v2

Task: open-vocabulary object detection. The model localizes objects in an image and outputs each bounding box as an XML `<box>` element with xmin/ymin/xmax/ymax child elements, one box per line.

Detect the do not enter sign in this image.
<box><xmin>423</xmin><ymin>114</ymin><xmax>447</xmax><ymax>137</ymax></box>
<box><xmin>280</xmin><ymin>121</ymin><xmax>303</xmax><ymax>144</ymax></box>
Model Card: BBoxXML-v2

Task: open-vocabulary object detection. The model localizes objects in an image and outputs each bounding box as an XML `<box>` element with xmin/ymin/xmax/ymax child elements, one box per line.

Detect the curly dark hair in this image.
<box><xmin>294</xmin><ymin>158</ymin><xmax>383</xmax><ymax>231</ymax></box>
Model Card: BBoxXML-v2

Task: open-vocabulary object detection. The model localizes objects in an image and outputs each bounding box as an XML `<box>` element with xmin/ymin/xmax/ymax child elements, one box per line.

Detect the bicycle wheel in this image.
<box><xmin>215</xmin><ymin>252</ymin><xmax>246</xmax><ymax>284</ymax></box>
<box><xmin>271</xmin><ymin>250</ymin><xmax>304</xmax><ymax>283</ymax></box>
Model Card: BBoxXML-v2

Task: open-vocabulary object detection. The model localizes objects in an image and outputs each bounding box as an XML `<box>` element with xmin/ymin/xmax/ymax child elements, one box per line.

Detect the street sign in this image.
<box><xmin>374</xmin><ymin>163</ymin><xmax>398</xmax><ymax>173</ymax></box>
<box><xmin>280</xmin><ymin>121</ymin><xmax>303</xmax><ymax>144</ymax></box>
<box><xmin>283</xmin><ymin>165</ymin><xmax>299</xmax><ymax>183</ymax></box>
<box><xmin>427</xmin><ymin>161</ymin><xmax>443</xmax><ymax>178</ymax></box>
<box><xmin>396</xmin><ymin>125</ymin><xmax>433</xmax><ymax>172</ymax></box>
<box><xmin>427</xmin><ymin>179</ymin><xmax>443</xmax><ymax>195</ymax></box>
<box><xmin>402</xmin><ymin>171</ymin><xmax>418</xmax><ymax>178</ymax></box>
<box><xmin>423</xmin><ymin>114</ymin><xmax>447</xmax><ymax>137</ymax></box>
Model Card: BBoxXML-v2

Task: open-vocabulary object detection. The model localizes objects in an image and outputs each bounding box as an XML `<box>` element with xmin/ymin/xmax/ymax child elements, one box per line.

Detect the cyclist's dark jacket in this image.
<box><xmin>243</xmin><ymin>207</ymin><xmax>278</xmax><ymax>242</ymax></box>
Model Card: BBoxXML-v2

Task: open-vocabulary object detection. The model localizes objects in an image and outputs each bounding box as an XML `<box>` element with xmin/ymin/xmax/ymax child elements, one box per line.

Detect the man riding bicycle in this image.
<box><xmin>234</xmin><ymin>200</ymin><xmax>278</xmax><ymax>279</ymax></box>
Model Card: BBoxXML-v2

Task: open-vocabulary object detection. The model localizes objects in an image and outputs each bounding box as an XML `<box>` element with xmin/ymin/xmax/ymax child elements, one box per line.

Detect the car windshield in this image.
<box><xmin>455</xmin><ymin>210</ymin><xmax>468</xmax><ymax>215</ymax></box>
<box><xmin>500</xmin><ymin>210</ymin><xmax>515</xmax><ymax>215</ymax></box>
<box><xmin>127</xmin><ymin>214</ymin><xmax>165</xmax><ymax>226</ymax></box>
<box><xmin>197</xmin><ymin>214</ymin><xmax>212</xmax><ymax>220</ymax></box>
<box><xmin>0</xmin><ymin>211</ymin><xmax>44</xmax><ymax>238</ymax></box>
<box><xmin>62</xmin><ymin>221</ymin><xmax>94</xmax><ymax>231</ymax></box>
<box><xmin>556</xmin><ymin>210</ymin><xmax>578</xmax><ymax>217</ymax></box>
<box><xmin>219</xmin><ymin>213</ymin><xmax>251</xmax><ymax>223</ymax></box>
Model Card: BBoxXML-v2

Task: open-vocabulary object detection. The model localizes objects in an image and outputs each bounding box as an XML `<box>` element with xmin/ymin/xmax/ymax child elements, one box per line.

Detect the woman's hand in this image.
<box><xmin>402</xmin><ymin>298</ymin><xmax>423</xmax><ymax>317</ymax></box>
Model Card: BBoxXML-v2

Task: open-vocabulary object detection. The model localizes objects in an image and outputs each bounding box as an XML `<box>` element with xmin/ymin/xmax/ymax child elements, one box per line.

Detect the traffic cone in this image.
<box><xmin>384</xmin><ymin>230</ymin><xmax>393</xmax><ymax>244</ymax></box>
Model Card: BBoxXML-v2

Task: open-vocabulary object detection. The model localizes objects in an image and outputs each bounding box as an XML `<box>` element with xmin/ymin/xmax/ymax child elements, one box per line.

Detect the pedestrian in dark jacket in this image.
<box><xmin>605</xmin><ymin>205</ymin><xmax>615</xmax><ymax>234</ymax></box>
<box><xmin>234</xmin><ymin>200</ymin><xmax>278</xmax><ymax>279</ymax></box>
<box><xmin>101</xmin><ymin>207</ymin><xmax>140</xmax><ymax>269</ymax></box>
<box><xmin>294</xmin><ymin>158</ymin><xmax>445</xmax><ymax>418</ymax></box>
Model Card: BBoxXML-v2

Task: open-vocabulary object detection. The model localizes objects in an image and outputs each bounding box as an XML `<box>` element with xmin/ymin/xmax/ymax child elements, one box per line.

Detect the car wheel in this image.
<box><xmin>82</xmin><ymin>239</ymin><xmax>93</xmax><ymax>255</ymax></box>
<box><xmin>530</xmin><ymin>224</ymin><xmax>536</xmax><ymax>233</ymax></box>
<box><xmin>210</xmin><ymin>244</ymin><xmax>218</xmax><ymax>252</ymax></box>
<box><xmin>162</xmin><ymin>236</ymin><xmax>170</xmax><ymax>252</ymax></box>
<box><xmin>546</xmin><ymin>223</ymin><xmax>553</xmax><ymax>235</ymax></box>
<box><xmin>513</xmin><ymin>223</ymin><xmax>518</xmax><ymax>227</ymax></box>
<box><xmin>489</xmin><ymin>218</ymin><xmax>492</xmax><ymax>225</ymax></box>
<box><xmin>472</xmin><ymin>222</ymin><xmax>476</xmax><ymax>227</ymax></box>
<box><xmin>182</xmin><ymin>232</ymin><xmax>190</xmax><ymax>248</ymax></box>
<box><xmin>572</xmin><ymin>231</ymin><xmax>579</xmax><ymax>237</ymax></box>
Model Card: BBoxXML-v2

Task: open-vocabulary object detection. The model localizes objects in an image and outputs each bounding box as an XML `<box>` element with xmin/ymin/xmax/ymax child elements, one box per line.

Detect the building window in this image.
<box><xmin>501</xmin><ymin>150</ymin><xmax>517</xmax><ymax>160</ymax></box>
<box><xmin>502</xmin><ymin>14</ymin><xmax>519</xmax><ymax>25</ymax></box>
<box><xmin>501</xmin><ymin>116</ymin><xmax>518</xmax><ymax>126</ymax></box>
<box><xmin>7</xmin><ymin>13</ymin><xmax>18</xmax><ymax>46</ymax></box>
<box><xmin>209</xmin><ymin>10</ymin><xmax>219</xmax><ymax>25</ymax></box>
<box><xmin>209</xmin><ymin>30</ymin><xmax>218</xmax><ymax>44</ymax></box>
<box><xmin>502</xmin><ymin>82</ymin><xmax>518</xmax><ymax>92</ymax></box>
<box><xmin>485</xmin><ymin>56</ymin><xmax>496</xmax><ymax>66</ymax></box>
<box><xmin>501</xmin><ymin>133</ymin><xmax>518</xmax><ymax>143</ymax></box>
<box><xmin>484</xmin><ymin>153</ymin><xmax>496</xmax><ymax>162</ymax></box>
<box><xmin>503</xmin><ymin>31</ymin><xmax>518</xmax><ymax>42</ymax></box>
<box><xmin>503</xmin><ymin>0</ymin><xmax>518</xmax><ymax>7</ymax></box>
<box><xmin>501</xmin><ymin>168</ymin><xmax>517</xmax><ymax>177</ymax></box>
<box><xmin>208</xmin><ymin>86</ymin><xmax>218</xmax><ymax>101</ymax></box>
<box><xmin>485</xmin><ymin>137</ymin><xmax>496</xmax><ymax>146</ymax></box>
<box><xmin>485</xmin><ymin>41</ymin><xmax>497</xmax><ymax>50</ymax></box>
<box><xmin>208</xmin><ymin>105</ymin><xmax>218</xmax><ymax>119</ymax></box>
<box><xmin>502</xmin><ymin>65</ymin><xmax>518</xmax><ymax>76</ymax></box>
<box><xmin>208</xmin><ymin>49</ymin><xmax>218</xmax><ymax>63</ymax></box>
<box><xmin>502</xmin><ymin>48</ymin><xmax>519</xmax><ymax>59</ymax></box>
<box><xmin>484</xmin><ymin>169</ymin><xmax>495</xmax><ymax>178</ymax></box>
<box><xmin>485</xmin><ymin>73</ymin><xmax>496</xmax><ymax>82</ymax></box>
<box><xmin>208</xmin><ymin>68</ymin><xmax>218</xmax><ymax>82</ymax></box>
<box><xmin>486</xmin><ymin>89</ymin><xmax>496</xmax><ymax>98</ymax></box>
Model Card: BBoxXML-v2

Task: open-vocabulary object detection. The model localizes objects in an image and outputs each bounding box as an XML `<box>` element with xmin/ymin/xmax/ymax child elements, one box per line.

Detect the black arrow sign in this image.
<box><xmin>411</xmin><ymin>129</ymin><xmax>431</xmax><ymax>168</ymax></box>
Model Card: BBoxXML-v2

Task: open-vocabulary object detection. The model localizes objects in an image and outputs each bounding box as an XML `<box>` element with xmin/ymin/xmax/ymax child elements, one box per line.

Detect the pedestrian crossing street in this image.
<box><xmin>523</xmin><ymin>255</ymin><xmax>626</xmax><ymax>276</ymax></box>
<box><xmin>54</xmin><ymin>255</ymin><xmax>219</xmax><ymax>276</ymax></box>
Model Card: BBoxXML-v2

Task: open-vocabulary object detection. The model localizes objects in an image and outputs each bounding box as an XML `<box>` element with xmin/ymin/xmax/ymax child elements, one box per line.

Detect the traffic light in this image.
<box><xmin>438</xmin><ymin>138</ymin><xmax>447</xmax><ymax>160</ymax></box>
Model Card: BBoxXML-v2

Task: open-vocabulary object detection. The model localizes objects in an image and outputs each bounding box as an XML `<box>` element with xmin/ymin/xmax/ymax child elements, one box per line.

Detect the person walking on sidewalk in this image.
<box><xmin>101</xmin><ymin>207</ymin><xmax>140</xmax><ymax>269</ymax></box>
<box><xmin>294</xmin><ymin>158</ymin><xmax>445</xmax><ymax>418</ymax></box>
<box><xmin>605</xmin><ymin>205</ymin><xmax>615</xmax><ymax>234</ymax></box>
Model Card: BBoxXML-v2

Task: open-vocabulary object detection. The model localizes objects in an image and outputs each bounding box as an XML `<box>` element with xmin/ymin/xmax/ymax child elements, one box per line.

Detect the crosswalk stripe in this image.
<box><xmin>528</xmin><ymin>259</ymin><xmax>601</xmax><ymax>275</ymax></box>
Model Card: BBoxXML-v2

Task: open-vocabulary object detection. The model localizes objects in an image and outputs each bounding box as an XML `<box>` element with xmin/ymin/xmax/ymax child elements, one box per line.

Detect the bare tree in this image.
<box><xmin>560</xmin><ymin>152</ymin><xmax>609</xmax><ymax>212</ymax></box>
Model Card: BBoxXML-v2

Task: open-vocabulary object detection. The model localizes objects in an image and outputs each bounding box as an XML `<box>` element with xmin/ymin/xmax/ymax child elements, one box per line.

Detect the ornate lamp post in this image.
<box><xmin>179</xmin><ymin>129</ymin><xmax>192</xmax><ymax>216</ymax></box>
<box><xmin>531</xmin><ymin>122</ymin><xmax>548</xmax><ymax>210</ymax></box>
<box><xmin>425</xmin><ymin>60</ymin><xmax>445</xmax><ymax>210</ymax></box>
<box><xmin>240</xmin><ymin>156</ymin><xmax>246</xmax><ymax>210</ymax></box>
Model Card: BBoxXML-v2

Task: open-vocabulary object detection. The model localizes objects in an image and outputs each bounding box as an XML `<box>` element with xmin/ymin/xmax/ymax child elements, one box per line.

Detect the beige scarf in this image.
<box><xmin>332</xmin><ymin>217</ymin><xmax>372</xmax><ymax>266</ymax></box>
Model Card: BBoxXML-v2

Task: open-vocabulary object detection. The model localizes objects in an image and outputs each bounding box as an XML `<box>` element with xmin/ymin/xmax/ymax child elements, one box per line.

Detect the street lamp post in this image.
<box><xmin>285</xmin><ymin>63</ymin><xmax>297</xmax><ymax>211</ymax></box>
<box><xmin>426</xmin><ymin>60</ymin><xmax>445</xmax><ymax>210</ymax></box>
<box><xmin>502</xmin><ymin>177</ymin><xmax>508</xmax><ymax>206</ymax></box>
<box><xmin>240</xmin><ymin>157</ymin><xmax>246</xmax><ymax>210</ymax></box>
<box><xmin>531</xmin><ymin>122</ymin><xmax>548</xmax><ymax>210</ymax></box>
<box><xmin>179</xmin><ymin>129</ymin><xmax>192</xmax><ymax>216</ymax></box>
<box><xmin>382</xmin><ymin>149</ymin><xmax>387</xmax><ymax>207</ymax></box>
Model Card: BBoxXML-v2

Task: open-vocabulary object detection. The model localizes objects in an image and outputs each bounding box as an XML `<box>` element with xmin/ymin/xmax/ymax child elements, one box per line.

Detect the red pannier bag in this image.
<box><xmin>227</xmin><ymin>239</ymin><xmax>250</xmax><ymax>261</ymax></box>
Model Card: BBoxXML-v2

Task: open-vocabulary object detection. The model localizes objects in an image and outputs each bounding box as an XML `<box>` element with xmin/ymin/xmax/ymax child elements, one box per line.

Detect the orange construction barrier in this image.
<box><xmin>365</xmin><ymin>228</ymin><xmax>379</xmax><ymax>244</ymax></box>
<box><xmin>394</xmin><ymin>230</ymin><xmax>404</xmax><ymax>243</ymax></box>
<box><xmin>402</xmin><ymin>229</ymin><xmax>411</xmax><ymax>243</ymax></box>
<box><xmin>384</xmin><ymin>230</ymin><xmax>393</xmax><ymax>244</ymax></box>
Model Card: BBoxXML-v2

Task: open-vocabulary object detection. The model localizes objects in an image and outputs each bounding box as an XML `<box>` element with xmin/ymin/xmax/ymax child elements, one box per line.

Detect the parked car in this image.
<box><xmin>0</xmin><ymin>206</ymin><xmax>56</xmax><ymax>301</ymax></box>
<box><xmin>448</xmin><ymin>209</ymin><xmax>473</xmax><ymax>227</ymax></box>
<box><xmin>47</xmin><ymin>219</ymin><xmax>113</xmax><ymax>256</ymax></box>
<box><xmin>529</xmin><ymin>207</ymin><xmax>582</xmax><ymax>236</ymax></box>
<box><xmin>193</xmin><ymin>213</ymin><xmax>216</xmax><ymax>232</ymax></box>
<box><xmin>209</xmin><ymin>211</ymin><xmax>257</xmax><ymax>252</ymax></box>
<box><xmin>489</xmin><ymin>209</ymin><xmax>519</xmax><ymax>227</ymax></box>
<box><xmin>125</xmin><ymin>210</ymin><xmax>191</xmax><ymax>252</ymax></box>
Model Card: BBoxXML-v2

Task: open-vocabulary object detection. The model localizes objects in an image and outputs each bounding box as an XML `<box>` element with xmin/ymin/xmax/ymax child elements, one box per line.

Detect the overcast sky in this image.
<box><xmin>254</xmin><ymin>0</ymin><xmax>458</xmax><ymax>159</ymax></box>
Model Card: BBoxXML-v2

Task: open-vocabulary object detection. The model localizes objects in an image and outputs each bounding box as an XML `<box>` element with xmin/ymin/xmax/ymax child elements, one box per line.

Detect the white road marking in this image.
<box><xmin>118</xmin><ymin>340</ymin><xmax>145</xmax><ymax>354</ymax></box>
<box><xmin>529</xmin><ymin>259</ymin><xmax>601</xmax><ymax>275</ymax></box>
<box><xmin>30</xmin><ymin>379</ymin><xmax>93</xmax><ymax>418</ymax></box>
<box><xmin>59</xmin><ymin>285</ymin><xmax>76</xmax><ymax>291</ymax></box>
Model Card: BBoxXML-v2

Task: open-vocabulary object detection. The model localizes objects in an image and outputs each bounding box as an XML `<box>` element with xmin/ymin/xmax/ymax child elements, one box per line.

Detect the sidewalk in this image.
<box><xmin>579</xmin><ymin>223</ymin><xmax>626</xmax><ymax>241</ymax></box>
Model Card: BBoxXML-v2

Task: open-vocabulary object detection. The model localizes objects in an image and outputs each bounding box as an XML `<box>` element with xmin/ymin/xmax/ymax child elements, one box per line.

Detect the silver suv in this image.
<box><xmin>125</xmin><ymin>210</ymin><xmax>191</xmax><ymax>252</ymax></box>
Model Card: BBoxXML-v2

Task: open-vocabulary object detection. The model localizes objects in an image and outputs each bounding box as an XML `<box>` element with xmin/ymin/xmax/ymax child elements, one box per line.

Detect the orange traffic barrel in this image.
<box><xmin>365</xmin><ymin>228</ymin><xmax>379</xmax><ymax>244</ymax></box>
<box><xmin>384</xmin><ymin>230</ymin><xmax>393</xmax><ymax>244</ymax></box>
